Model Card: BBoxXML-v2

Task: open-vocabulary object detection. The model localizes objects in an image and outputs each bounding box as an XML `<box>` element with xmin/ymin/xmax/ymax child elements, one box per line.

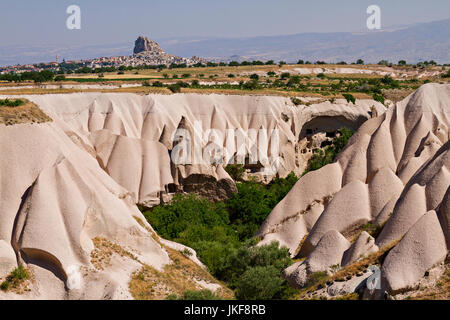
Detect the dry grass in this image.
<box><xmin>90</xmin><ymin>237</ymin><xmax>140</xmax><ymax>271</ymax></box>
<box><xmin>383</xmin><ymin>88</ymin><xmax>416</xmax><ymax>103</ymax></box>
<box><xmin>96</xmin><ymin>219</ymin><xmax>234</xmax><ymax>300</ymax></box>
<box><xmin>0</xmin><ymin>86</ymin><xmax>170</xmax><ymax>96</ymax></box>
<box><xmin>406</xmin><ymin>265</ymin><xmax>450</xmax><ymax>300</ymax></box>
<box><xmin>0</xmin><ymin>98</ymin><xmax>51</xmax><ymax>125</ymax></box>
<box><xmin>129</xmin><ymin>247</ymin><xmax>234</xmax><ymax>300</ymax></box>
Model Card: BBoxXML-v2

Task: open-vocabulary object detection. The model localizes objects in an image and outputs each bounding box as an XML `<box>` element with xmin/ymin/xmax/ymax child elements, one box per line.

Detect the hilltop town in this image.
<box><xmin>0</xmin><ymin>36</ymin><xmax>206</xmax><ymax>74</ymax></box>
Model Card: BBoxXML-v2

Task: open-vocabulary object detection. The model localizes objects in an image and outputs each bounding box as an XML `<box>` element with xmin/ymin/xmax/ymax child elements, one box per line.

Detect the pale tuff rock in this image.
<box><xmin>342</xmin><ymin>232</ymin><xmax>379</xmax><ymax>267</ymax></box>
<box><xmin>0</xmin><ymin>92</ymin><xmax>382</xmax><ymax>299</ymax></box>
<box><xmin>26</xmin><ymin>92</ymin><xmax>380</xmax><ymax>204</ymax></box>
<box><xmin>381</xmin><ymin>210</ymin><xmax>448</xmax><ymax>294</ymax></box>
<box><xmin>259</xmin><ymin>83</ymin><xmax>450</xmax><ymax>294</ymax></box>
<box><xmin>285</xmin><ymin>230</ymin><xmax>350</xmax><ymax>288</ymax></box>
<box><xmin>0</xmin><ymin>122</ymin><xmax>170</xmax><ymax>299</ymax></box>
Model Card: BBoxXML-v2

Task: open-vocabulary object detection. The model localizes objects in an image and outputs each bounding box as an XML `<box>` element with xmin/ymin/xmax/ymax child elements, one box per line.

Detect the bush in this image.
<box><xmin>228</xmin><ymin>74</ymin><xmax>235</xmax><ymax>78</ymax></box>
<box><xmin>0</xmin><ymin>266</ymin><xmax>29</xmax><ymax>291</ymax></box>
<box><xmin>226</xmin><ymin>181</ymin><xmax>273</xmax><ymax>240</ymax></box>
<box><xmin>54</xmin><ymin>75</ymin><xmax>66</xmax><ymax>81</ymax></box>
<box><xmin>342</xmin><ymin>93</ymin><xmax>356</xmax><ymax>104</ymax></box>
<box><xmin>168</xmin><ymin>84</ymin><xmax>182</xmax><ymax>93</ymax></box>
<box><xmin>189</xmin><ymin>241</ymin><xmax>238</xmax><ymax>276</ymax></box>
<box><xmin>266</xmin><ymin>173</ymin><xmax>298</xmax><ymax>206</ymax></box>
<box><xmin>141</xmin><ymin>176</ymin><xmax>299</xmax><ymax>299</ymax></box>
<box><xmin>381</xmin><ymin>75</ymin><xmax>400</xmax><ymax>88</ymax></box>
<box><xmin>144</xmin><ymin>194</ymin><xmax>231</xmax><ymax>242</ymax></box>
<box><xmin>291</xmin><ymin>97</ymin><xmax>302</xmax><ymax>106</ymax></box>
<box><xmin>267</xmin><ymin>71</ymin><xmax>276</xmax><ymax>77</ymax></box>
<box><xmin>306</xmin><ymin>271</ymin><xmax>329</xmax><ymax>287</ymax></box>
<box><xmin>183</xmin><ymin>290</ymin><xmax>222</xmax><ymax>300</ymax></box>
<box><xmin>10</xmin><ymin>266</ymin><xmax>29</xmax><ymax>280</ymax></box>
<box><xmin>225</xmin><ymin>164</ymin><xmax>245</xmax><ymax>181</ymax></box>
<box><xmin>235</xmin><ymin>266</ymin><xmax>285</xmax><ymax>300</ymax></box>
<box><xmin>167</xmin><ymin>290</ymin><xmax>222</xmax><ymax>300</ymax></box>
<box><xmin>373</xmin><ymin>93</ymin><xmax>385</xmax><ymax>105</ymax></box>
<box><xmin>242</xmin><ymin>80</ymin><xmax>259</xmax><ymax>90</ymax></box>
<box><xmin>317</xmin><ymin>73</ymin><xmax>326</xmax><ymax>79</ymax></box>
<box><xmin>0</xmin><ymin>281</ymin><xmax>9</xmax><ymax>291</ymax></box>
<box><xmin>280</xmin><ymin>72</ymin><xmax>290</xmax><ymax>80</ymax></box>
<box><xmin>249</xmin><ymin>73</ymin><xmax>259</xmax><ymax>80</ymax></box>
<box><xmin>0</xmin><ymin>99</ymin><xmax>24</xmax><ymax>107</ymax></box>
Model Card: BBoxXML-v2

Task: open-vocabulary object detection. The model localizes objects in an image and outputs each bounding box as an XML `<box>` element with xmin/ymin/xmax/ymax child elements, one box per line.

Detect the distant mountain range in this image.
<box><xmin>1</xmin><ymin>19</ymin><xmax>449</xmax><ymax>66</ymax></box>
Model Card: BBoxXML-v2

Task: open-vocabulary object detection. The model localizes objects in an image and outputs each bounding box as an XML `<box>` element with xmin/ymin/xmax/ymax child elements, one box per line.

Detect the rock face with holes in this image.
<box><xmin>25</xmin><ymin>93</ymin><xmax>382</xmax><ymax>204</ymax></box>
<box><xmin>258</xmin><ymin>84</ymin><xmax>450</xmax><ymax>294</ymax></box>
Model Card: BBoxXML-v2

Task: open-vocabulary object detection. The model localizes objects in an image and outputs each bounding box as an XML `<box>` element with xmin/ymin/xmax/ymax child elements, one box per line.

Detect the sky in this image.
<box><xmin>0</xmin><ymin>0</ymin><xmax>449</xmax><ymax>46</ymax></box>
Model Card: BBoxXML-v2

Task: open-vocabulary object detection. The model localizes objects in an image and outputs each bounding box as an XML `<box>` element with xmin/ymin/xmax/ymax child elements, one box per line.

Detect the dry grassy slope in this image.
<box><xmin>0</xmin><ymin>98</ymin><xmax>51</xmax><ymax>125</ymax></box>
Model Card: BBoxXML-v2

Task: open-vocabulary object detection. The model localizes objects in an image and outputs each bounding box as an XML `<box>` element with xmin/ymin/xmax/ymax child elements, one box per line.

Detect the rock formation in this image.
<box><xmin>0</xmin><ymin>91</ymin><xmax>384</xmax><ymax>299</ymax></box>
<box><xmin>257</xmin><ymin>83</ymin><xmax>450</xmax><ymax>295</ymax></box>
<box><xmin>134</xmin><ymin>36</ymin><xmax>165</xmax><ymax>55</ymax></box>
<box><xmin>132</xmin><ymin>36</ymin><xmax>206</xmax><ymax>66</ymax></box>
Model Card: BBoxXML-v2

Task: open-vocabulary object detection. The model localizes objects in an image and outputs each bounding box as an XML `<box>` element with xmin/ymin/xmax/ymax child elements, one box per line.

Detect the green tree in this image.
<box><xmin>235</xmin><ymin>266</ymin><xmax>285</xmax><ymax>300</ymax></box>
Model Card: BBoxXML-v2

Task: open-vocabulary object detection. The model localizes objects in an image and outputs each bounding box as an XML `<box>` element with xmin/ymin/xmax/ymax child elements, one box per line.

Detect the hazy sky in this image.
<box><xmin>1</xmin><ymin>0</ymin><xmax>449</xmax><ymax>46</ymax></box>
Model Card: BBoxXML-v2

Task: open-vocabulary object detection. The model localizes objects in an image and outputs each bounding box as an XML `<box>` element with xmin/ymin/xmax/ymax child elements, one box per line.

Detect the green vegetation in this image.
<box><xmin>168</xmin><ymin>83</ymin><xmax>182</xmax><ymax>93</ymax></box>
<box><xmin>306</xmin><ymin>271</ymin><xmax>328</xmax><ymax>287</ymax></box>
<box><xmin>167</xmin><ymin>290</ymin><xmax>222</xmax><ymax>300</ymax></box>
<box><xmin>0</xmin><ymin>266</ymin><xmax>30</xmax><ymax>292</ymax></box>
<box><xmin>225</xmin><ymin>164</ymin><xmax>245</xmax><ymax>181</ymax></box>
<box><xmin>0</xmin><ymin>70</ymin><xmax>55</xmax><ymax>83</ymax></box>
<box><xmin>0</xmin><ymin>98</ymin><xmax>24</xmax><ymax>107</ymax></box>
<box><xmin>291</xmin><ymin>97</ymin><xmax>302</xmax><ymax>106</ymax></box>
<box><xmin>361</xmin><ymin>222</ymin><xmax>383</xmax><ymax>238</ymax></box>
<box><xmin>304</xmin><ymin>128</ymin><xmax>354</xmax><ymax>174</ymax></box>
<box><xmin>372</xmin><ymin>93</ymin><xmax>385</xmax><ymax>105</ymax></box>
<box><xmin>342</xmin><ymin>93</ymin><xmax>356</xmax><ymax>104</ymax></box>
<box><xmin>141</xmin><ymin>173</ymin><xmax>299</xmax><ymax>300</ymax></box>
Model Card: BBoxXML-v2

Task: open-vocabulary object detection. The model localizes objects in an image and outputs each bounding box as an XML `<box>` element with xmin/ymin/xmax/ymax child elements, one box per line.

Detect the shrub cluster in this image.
<box><xmin>0</xmin><ymin>98</ymin><xmax>24</xmax><ymax>107</ymax></box>
<box><xmin>142</xmin><ymin>173</ymin><xmax>299</xmax><ymax>299</ymax></box>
